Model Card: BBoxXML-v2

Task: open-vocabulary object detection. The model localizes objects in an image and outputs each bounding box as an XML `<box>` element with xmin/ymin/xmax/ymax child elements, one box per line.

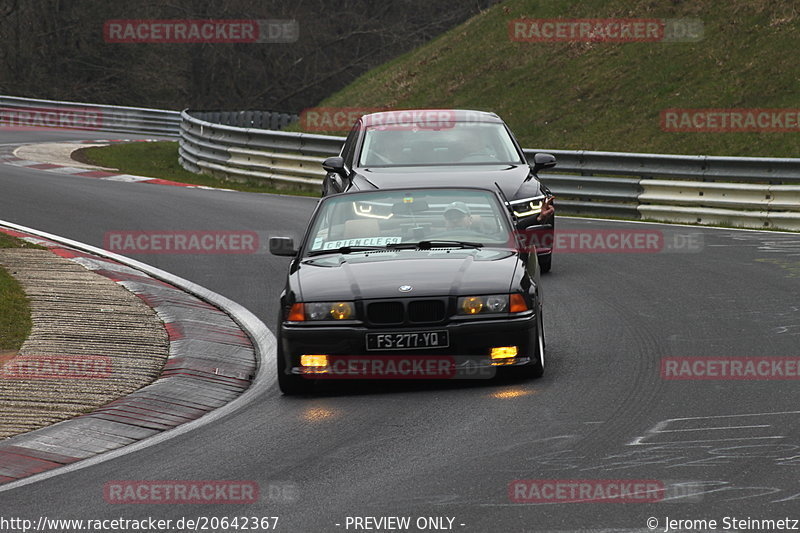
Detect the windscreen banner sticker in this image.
<box><xmin>315</xmin><ymin>236</ymin><xmax>402</xmax><ymax>250</ymax></box>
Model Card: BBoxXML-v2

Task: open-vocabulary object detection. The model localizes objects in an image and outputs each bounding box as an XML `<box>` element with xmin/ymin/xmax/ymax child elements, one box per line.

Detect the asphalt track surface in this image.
<box><xmin>1</xmin><ymin>128</ymin><xmax>799</xmax><ymax>532</ymax></box>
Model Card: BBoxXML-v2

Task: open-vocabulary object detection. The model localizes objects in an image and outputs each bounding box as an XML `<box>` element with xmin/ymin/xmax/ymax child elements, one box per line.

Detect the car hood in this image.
<box><xmin>294</xmin><ymin>249</ymin><xmax>519</xmax><ymax>301</ymax></box>
<box><xmin>356</xmin><ymin>165</ymin><xmax>541</xmax><ymax>200</ymax></box>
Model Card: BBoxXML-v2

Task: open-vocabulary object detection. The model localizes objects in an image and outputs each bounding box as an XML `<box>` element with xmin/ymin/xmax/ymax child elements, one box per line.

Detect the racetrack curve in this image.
<box><xmin>2</xmin><ymin>128</ymin><xmax>799</xmax><ymax>532</ymax></box>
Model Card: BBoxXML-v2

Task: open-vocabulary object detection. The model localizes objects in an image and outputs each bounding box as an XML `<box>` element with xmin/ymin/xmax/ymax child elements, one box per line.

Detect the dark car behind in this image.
<box><xmin>320</xmin><ymin>109</ymin><xmax>557</xmax><ymax>271</ymax></box>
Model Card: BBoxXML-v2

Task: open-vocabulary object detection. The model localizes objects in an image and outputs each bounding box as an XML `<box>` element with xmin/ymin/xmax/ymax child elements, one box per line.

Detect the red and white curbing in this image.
<box><xmin>0</xmin><ymin>226</ymin><xmax>257</xmax><ymax>485</ymax></box>
<box><xmin>0</xmin><ymin>139</ymin><xmax>225</xmax><ymax>189</ymax></box>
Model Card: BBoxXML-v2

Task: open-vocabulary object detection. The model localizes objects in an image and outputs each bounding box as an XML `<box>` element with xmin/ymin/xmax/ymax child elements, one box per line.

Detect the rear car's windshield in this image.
<box><xmin>358</xmin><ymin>122</ymin><xmax>524</xmax><ymax>167</ymax></box>
<box><xmin>305</xmin><ymin>189</ymin><xmax>514</xmax><ymax>255</ymax></box>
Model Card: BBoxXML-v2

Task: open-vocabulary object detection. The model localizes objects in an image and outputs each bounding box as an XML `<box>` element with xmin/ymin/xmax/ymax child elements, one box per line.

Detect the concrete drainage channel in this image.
<box><xmin>0</xmin><ymin>221</ymin><xmax>274</xmax><ymax>490</ymax></box>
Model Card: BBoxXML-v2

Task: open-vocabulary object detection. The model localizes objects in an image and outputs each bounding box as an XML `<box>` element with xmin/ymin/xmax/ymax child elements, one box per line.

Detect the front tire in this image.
<box><xmin>537</xmin><ymin>213</ymin><xmax>554</xmax><ymax>273</ymax></box>
<box><xmin>538</xmin><ymin>253</ymin><xmax>552</xmax><ymax>274</ymax></box>
<box><xmin>518</xmin><ymin>308</ymin><xmax>545</xmax><ymax>379</ymax></box>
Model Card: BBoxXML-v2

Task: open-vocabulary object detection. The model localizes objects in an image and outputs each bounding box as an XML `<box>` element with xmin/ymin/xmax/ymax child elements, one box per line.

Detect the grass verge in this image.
<box><xmin>0</xmin><ymin>233</ymin><xmax>40</xmax><ymax>352</ymax></box>
<box><xmin>313</xmin><ymin>0</ymin><xmax>800</xmax><ymax>158</ymax></box>
<box><xmin>74</xmin><ymin>141</ymin><xmax>319</xmax><ymax>197</ymax></box>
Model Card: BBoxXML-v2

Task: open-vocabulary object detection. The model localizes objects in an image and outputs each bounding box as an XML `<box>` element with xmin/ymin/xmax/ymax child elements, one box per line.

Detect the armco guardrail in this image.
<box><xmin>5</xmin><ymin>95</ymin><xmax>796</xmax><ymax>231</ymax></box>
<box><xmin>191</xmin><ymin>110</ymin><xmax>298</xmax><ymax>130</ymax></box>
<box><xmin>521</xmin><ymin>149</ymin><xmax>800</xmax><ymax>229</ymax></box>
<box><xmin>0</xmin><ymin>95</ymin><xmax>181</xmax><ymax>136</ymax></box>
<box><xmin>179</xmin><ymin>108</ymin><xmax>800</xmax><ymax>230</ymax></box>
<box><xmin>179</xmin><ymin>109</ymin><xmax>341</xmax><ymax>190</ymax></box>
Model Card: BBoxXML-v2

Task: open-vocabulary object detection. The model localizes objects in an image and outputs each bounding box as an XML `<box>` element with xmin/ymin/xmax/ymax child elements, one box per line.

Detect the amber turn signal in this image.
<box><xmin>287</xmin><ymin>303</ymin><xmax>305</xmax><ymax>321</ymax></box>
<box><xmin>510</xmin><ymin>294</ymin><xmax>528</xmax><ymax>313</ymax></box>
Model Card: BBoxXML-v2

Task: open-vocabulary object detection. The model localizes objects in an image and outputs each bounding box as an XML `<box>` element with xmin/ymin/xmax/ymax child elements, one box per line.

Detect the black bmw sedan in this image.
<box><xmin>319</xmin><ymin>109</ymin><xmax>556</xmax><ymax>271</ymax></box>
<box><xmin>270</xmin><ymin>186</ymin><xmax>546</xmax><ymax>395</ymax></box>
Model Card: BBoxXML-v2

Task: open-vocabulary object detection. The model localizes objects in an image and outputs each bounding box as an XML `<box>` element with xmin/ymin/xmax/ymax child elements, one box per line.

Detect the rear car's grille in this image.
<box><xmin>366</xmin><ymin>299</ymin><xmax>447</xmax><ymax>325</ymax></box>
<box><xmin>367</xmin><ymin>302</ymin><xmax>405</xmax><ymax>324</ymax></box>
<box><xmin>408</xmin><ymin>300</ymin><xmax>446</xmax><ymax>323</ymax></box>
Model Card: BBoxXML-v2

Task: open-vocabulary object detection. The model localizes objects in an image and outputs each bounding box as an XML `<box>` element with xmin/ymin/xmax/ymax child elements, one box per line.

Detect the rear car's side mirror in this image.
<box><xmin>269</xmin><ymin>237</ymin><xmax>298</xmax><ymax>257</ymax></box>
<box><xmin>322</xmin><ymin>156</ymin><xmax>346</xmax><ymax>174</ymax></box>
<box><xmin>531</xmin><ymin>153</ymin><xmax>556</xmax><ymax>174</ymax></box>
<box><xmin>516</xmin><ymin>222</ymin><xmax>550</xmax><ymax>231</ymax></box>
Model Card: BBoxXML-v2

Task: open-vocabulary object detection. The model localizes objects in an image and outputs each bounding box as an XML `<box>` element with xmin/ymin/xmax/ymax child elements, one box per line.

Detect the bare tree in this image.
<box><xmin>0</xmin><ymin>0</ymin><xmax>495</xmax><ymax>111</ymax></box>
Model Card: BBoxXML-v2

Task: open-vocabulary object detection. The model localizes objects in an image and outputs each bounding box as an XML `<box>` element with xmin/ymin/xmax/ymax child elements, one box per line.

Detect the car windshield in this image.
<box><xmin>304</xmin><ymin>189</ymin><xmax>514</xmax><ymax>256</ymax></box>
<box><xmin>358</xmin><ymin>122</ymin><xmax>525</xmax><ymax>167</ymax></box>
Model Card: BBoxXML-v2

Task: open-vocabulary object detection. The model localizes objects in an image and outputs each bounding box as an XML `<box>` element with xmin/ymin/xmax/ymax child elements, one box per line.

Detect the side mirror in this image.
<box><xmin>322</xmin><ymin>156</ymin><xmax>346</xmax><ymax>174</ymax></box>
<box><xmin>531</xmin><ymin>153</ymin><xmax>556</xmax><ymax>174</ymax></box>
<box><xmin>269</xmin><ymin>237</ymin><xmax>298</xmax><ymax>257</ymax></box>
<box><xmin>513</xmin><ymin>223</ymin><xmax>551</xmax><ymax>253</ymax></box>
<box><xmin>516</xmin><ymin>222</ymin><xmax>550</xmax><ymax>231</ymax></box>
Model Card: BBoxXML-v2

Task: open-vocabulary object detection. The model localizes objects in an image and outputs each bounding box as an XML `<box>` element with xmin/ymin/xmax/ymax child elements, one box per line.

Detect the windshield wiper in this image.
<box><xmin>307</xmin><ymin>245</ymin><xmax>389</xmax><ymax>257</ymax></box>
<box><xmin>387</xmin><ymin>240</ymin><xmax>484</xmax><ymax>250</ymax></box>
<box><xmin>308</xmin><ymin>240</ymin><xmax>484</xmax><ymax>256</ymax></box>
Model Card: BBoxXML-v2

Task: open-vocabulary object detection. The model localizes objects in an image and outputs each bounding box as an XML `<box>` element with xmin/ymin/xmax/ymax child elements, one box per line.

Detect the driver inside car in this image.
<box><xmin>444</xmin><ymin>201</ymin><xmax>474</xmax><ymax>230</ymax></box>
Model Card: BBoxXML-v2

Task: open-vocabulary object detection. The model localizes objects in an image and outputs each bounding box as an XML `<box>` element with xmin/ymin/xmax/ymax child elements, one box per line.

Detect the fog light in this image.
<box><xmin>301</xmin><ymin>354</ymin><xmax>329</xmax><ymax>367</ymax></box>
<box><xmin>491</xmin><ymin>346</ymin><xmax>518</xmax><ymax>360</ymax></box>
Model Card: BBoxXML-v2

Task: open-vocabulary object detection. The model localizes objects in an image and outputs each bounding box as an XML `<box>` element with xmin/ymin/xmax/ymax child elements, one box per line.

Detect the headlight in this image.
<box><xmin>511</xmin><ymin>200</ymin><xmax>542</xmax><ymax>217</ymax></box>
<box><xmin>353</xmin><ymin>202</ymin><xmax>393</xmax><ymax>220</ymax></box>
<box><xmin>287</xmin><ymin>302</ymin><xmax>355</xmax><ymax>321</ymax></box>
<box><xmin>458</xmin><ymin>294</ymin><xmax>509</xmax><ymax>315</ymax></box>
<box><xmin>457</xmin><ymin>294</ymin><xmax>530</xmax><ymax>315</ymax></box>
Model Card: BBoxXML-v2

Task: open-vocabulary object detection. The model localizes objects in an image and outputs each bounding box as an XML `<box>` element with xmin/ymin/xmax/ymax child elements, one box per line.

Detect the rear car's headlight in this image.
<box><xmin>457</xmin><ymin>294</ymin><xmax>529</xmax><ymax>315</ymax></box>
<box><xmin>287</xmin><ymin>302</ymin><xmax>355</xmax><ymax>321</ymax></box>
<box><xmin>511</xmin><ymin>200</ymin><xmax>542</xmax><ymax>217</ymax></box>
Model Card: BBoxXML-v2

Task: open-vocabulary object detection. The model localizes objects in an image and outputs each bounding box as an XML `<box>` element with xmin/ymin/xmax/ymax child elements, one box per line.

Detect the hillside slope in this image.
<box><xmin>312</xmin><ymin>0</ymin><xmax>799</xmax><ymax>157</ymax></box>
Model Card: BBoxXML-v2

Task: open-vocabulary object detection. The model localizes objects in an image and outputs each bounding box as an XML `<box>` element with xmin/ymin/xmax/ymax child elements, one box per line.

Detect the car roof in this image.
<box><xmin>324</xmin><ymin>185</ymin><xmax>504</xmax><ymax>198</ymax></box>
<box><xmin>359</xmin><ymin>109</ymin><xmax>503</xmax><ymax>125</ymax></box>
<box><xmin>321</xmin><ymin>185</ymin><xmax>509</xmax><ymax>207</ymax></box>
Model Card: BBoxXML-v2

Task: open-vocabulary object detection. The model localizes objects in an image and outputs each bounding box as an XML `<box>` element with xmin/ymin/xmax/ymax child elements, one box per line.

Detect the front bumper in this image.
<box><xmin>279</xmin><ymin>313</ymin><xmax>537</xmax><ymax>379</ymax></box>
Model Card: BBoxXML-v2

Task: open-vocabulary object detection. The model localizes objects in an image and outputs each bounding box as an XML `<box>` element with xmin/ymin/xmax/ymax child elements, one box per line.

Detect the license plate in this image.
<box><xmin>366</xmin><ymin>331</ymin><xmax>449</xmax><ymax>351</ymax></box>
